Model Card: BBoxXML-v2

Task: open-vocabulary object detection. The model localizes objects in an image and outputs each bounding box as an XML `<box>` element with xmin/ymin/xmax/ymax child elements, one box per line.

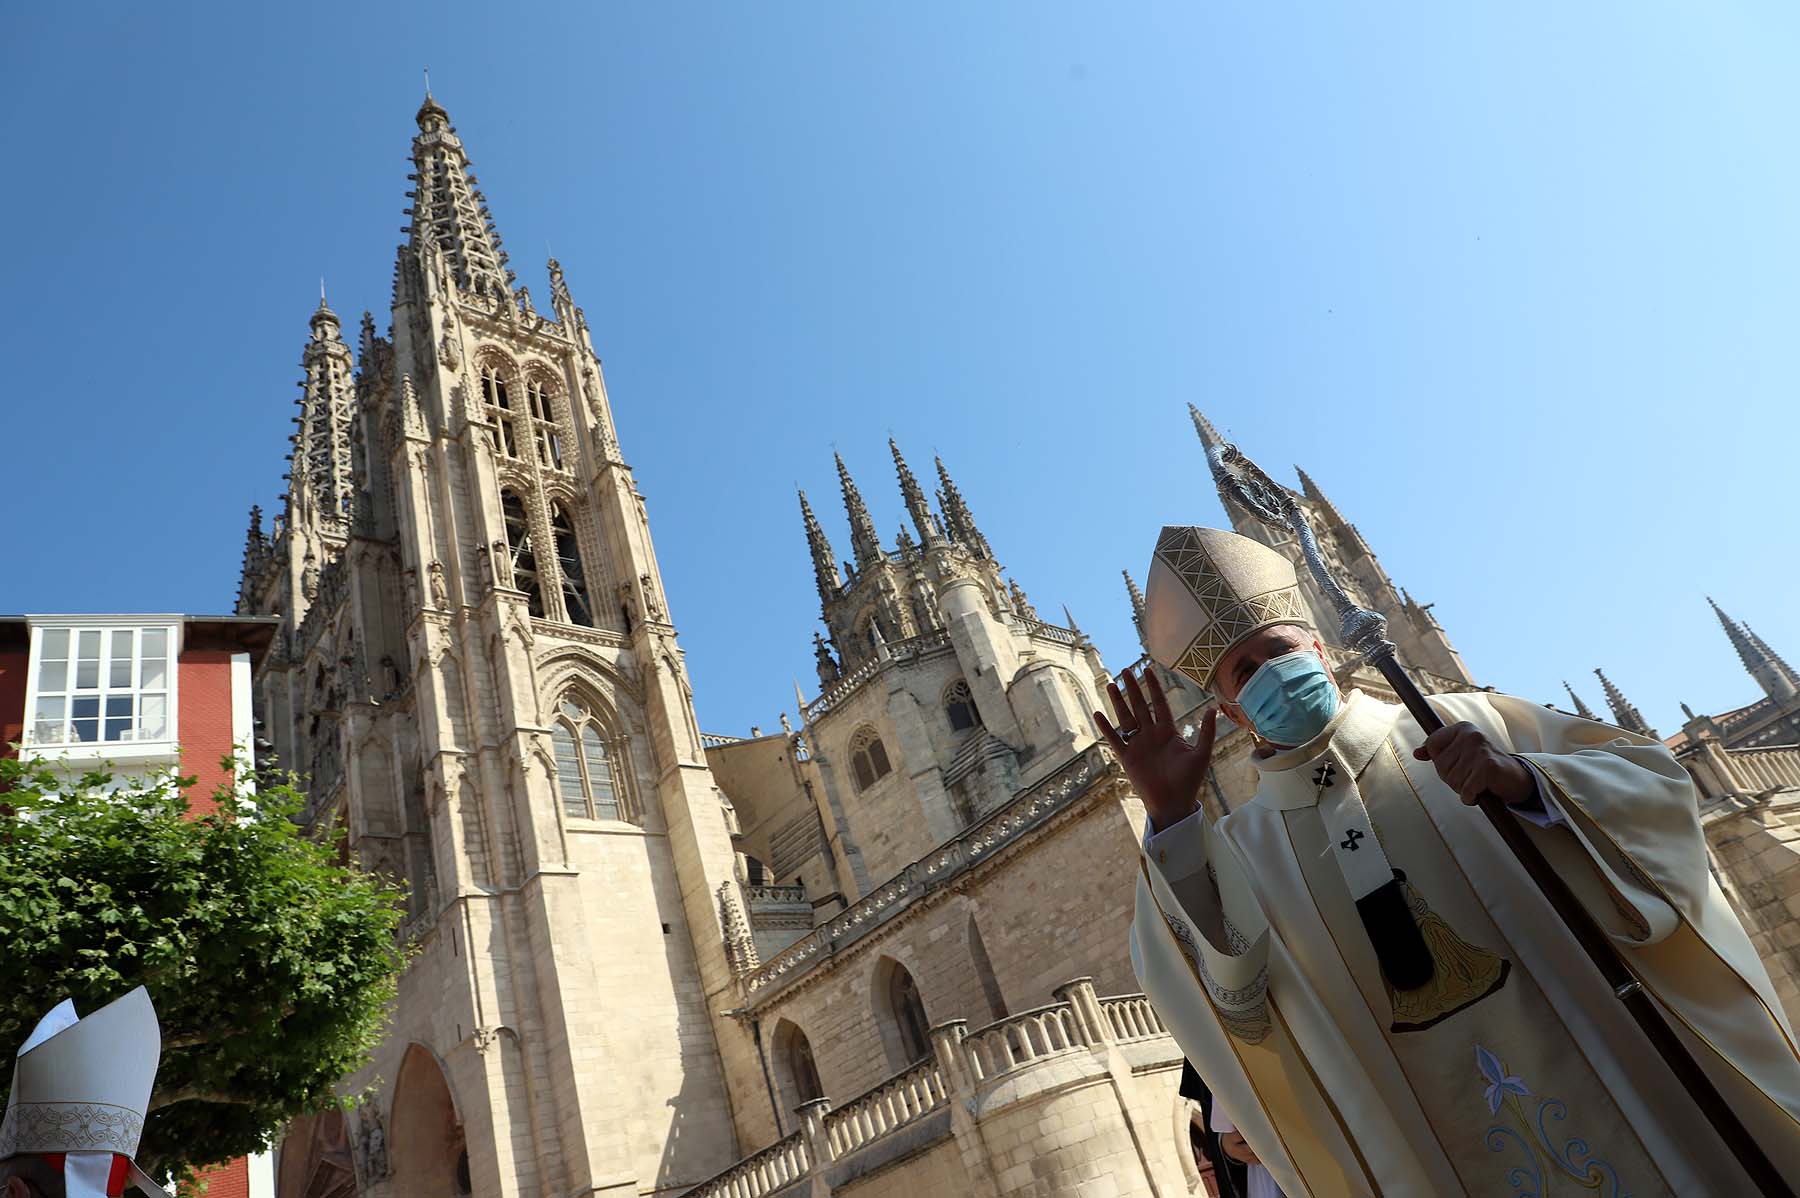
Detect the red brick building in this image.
<box><xmin>0</xmin><ymin>613</ymin><xmax>278</xmax><ymax>1197</ymax></box>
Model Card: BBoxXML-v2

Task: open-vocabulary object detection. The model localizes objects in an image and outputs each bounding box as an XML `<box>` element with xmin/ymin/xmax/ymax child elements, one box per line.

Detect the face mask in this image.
<box><xmin>1235</xmin><ymin>649</ymin><xmax>1340</xmax><ymax>748</ymax></box>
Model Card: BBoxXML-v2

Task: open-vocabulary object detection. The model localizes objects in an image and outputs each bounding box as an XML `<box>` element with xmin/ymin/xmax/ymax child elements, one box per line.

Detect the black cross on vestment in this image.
<box><xmin>1314</xmin><ymin>762</ymin><xmax>1337</xmax><ymax>788</ymax></box>
<box><xmin>1340</xmin><ymin>828</ymin><xmax>1365</xmax><ymax>852</ymax></box>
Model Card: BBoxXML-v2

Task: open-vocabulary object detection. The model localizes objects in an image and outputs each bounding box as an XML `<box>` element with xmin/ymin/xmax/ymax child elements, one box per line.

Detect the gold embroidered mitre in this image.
<box><xmin>1143</xmin><ymin>526</ymin><xmax>1313</xmax><ymax>689</ymax></box>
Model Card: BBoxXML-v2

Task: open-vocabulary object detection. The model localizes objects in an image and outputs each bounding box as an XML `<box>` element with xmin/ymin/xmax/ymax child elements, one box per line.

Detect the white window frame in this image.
<box><xmin>20</xmin><ymin>615</ymin><xmax>183</xmax><ymax>771</ymax></box>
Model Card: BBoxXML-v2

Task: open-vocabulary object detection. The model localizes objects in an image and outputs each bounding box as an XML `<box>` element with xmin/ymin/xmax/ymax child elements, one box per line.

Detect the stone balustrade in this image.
<box><xmin>681</xmin><ymin>979</ymin><xmax>1181</xmax><ymax>1197</ymax></box>
<box><xmin>963</xmin><ymin>1002</ymin><xmax>1085</xmax><ymax>1082</ymax></box>
<box><xmin>803</xmin><ymin>630</ymin><xmax>955</xmax><ymax>722</ymax></box>
<box><xmin>1097</xmin><ymin>993</ymin><xmax>1166</xmax><ymax>1043</ymax></box>
<box><xmin>1685</xmin><ymin>737</ymin><xmax>1800</xmax><ymax>807</ymax></box>
<box><xmin>682</xmin><ymin>1131</ymin><xmax>812</xmax><ymax>1198</ymax></box>
<box><xmin>823</xmin><ymin>1058</ymin><xmax>947</xmax><ymax>1158</ymax></box>
<box><xmin>745</xmin><ymin>883</ymin><xmax>809</xmax><ymax>906</ymax></box>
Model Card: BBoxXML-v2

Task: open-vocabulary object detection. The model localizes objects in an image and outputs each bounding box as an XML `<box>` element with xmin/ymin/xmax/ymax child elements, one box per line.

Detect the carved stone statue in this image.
<box><xmin>491</xmin><ymin>539</ymin><xmax>515</xmax><ymax>588</ymax></box>
<box><xmin>640</xmin><ymin>573</ymin><xmax>665</xmax><ymax>621</ymax></box>
<box><xmin>428</xmin><ymin>559</ymin><xmax>449</xmax><ymax>607</ymax></box>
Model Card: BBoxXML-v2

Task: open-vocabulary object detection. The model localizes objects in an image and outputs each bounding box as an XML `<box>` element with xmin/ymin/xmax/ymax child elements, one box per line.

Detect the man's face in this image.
<box><xmin>1212</xmin><ymin>623</ymin><xmax>1331</xmax><ymax>734</ymax></box>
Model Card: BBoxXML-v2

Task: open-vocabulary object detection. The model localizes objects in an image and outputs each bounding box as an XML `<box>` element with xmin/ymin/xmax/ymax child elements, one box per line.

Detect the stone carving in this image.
<box><xmin>428</xmin><ymin>560</ymin><xmax>448</xmax><ymax>608</ymax></box>
<box><xmin>358</xmin><ymin>1109</ymin><xmax>389</xmax><ymax>1181</ymax></box>
<box><xmin>492</xmin><ymin>539</ymin><xmax>514</xmax><ymax>588</ymax></box>
<box><xmin>640</xmin><ymin>573</ymin><xmax>665</xmax><ymax>621</ymax></box>
<box><xmin>438</xmin><ymin>329</ymin><xmax>462</xmax><ymax>371</ymax></box>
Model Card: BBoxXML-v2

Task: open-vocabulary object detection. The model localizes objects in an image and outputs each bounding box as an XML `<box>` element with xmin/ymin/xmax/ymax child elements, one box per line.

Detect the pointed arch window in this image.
<box><xmin>552</xmin><ymin>696</ymin><xmax>622</xmax><ymax>820</ymax></box>
<box><xmin>481</xmin><ymin>364</ymin><xmax>520</xmax><ymax>458</ymax></box>
<box><xmin>501</xmin><ymin>491</ymin><xmax>545</xmax><ymax>617</ymax></box>
<box><xmin>550</xmin><ymin>505</ymin><xmax>593</xmax><ymax>627</ymax></box>
<box><xmin>874</xmin><ymin>959</ymin><xmax>931</xmax><ymax>1068</ymax></box>
<box><xmin>943</xmin><ymin>678</ymin><xmax>981</xmax><ymax>733</ymax></box>
<box><xmin>848</xmin><ymin>725</ymin><xmax>891</xmax><ymax>792</ymax></box>
<box><xmin>527</xmin><ymin>378</ymin><xmax>564</xmax><ymax>470</ymax></box>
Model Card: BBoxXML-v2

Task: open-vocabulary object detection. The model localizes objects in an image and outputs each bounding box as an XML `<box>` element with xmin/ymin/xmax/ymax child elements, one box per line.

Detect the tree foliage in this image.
<box><xmin>0</xmin><ymin>755</ymin><xmax>406</xmax><ymax>1182</ymax></box>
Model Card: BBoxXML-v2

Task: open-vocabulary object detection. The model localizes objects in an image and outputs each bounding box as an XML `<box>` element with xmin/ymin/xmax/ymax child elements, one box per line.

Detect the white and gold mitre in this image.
<box><xmin>1143</xmin><ymin>525</ymin><xmax>1313</xmax><ymax>689</ymax></box>
<box><xmin>0</xmin><ymin>986</ymin><xmax>170</xmax><ymax>1198</ymax></box>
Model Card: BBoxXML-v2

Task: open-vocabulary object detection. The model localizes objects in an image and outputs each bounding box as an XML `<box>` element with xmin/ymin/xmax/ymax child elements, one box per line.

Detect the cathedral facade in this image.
<box><xmin>250</xmin><ymin>96</ymin><xmax>1800</xmax><ymax>1198</ymax></box>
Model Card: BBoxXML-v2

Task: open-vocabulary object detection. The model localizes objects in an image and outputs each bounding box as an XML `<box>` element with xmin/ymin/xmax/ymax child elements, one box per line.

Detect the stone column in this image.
<box><xmin>929</xmin><ymin>1019</ymin><xmax>1003</xmax><ymax>1198</ymax></box>
<box><xmin>1052</xmin><ymin>976</ymin><xmax>1108</xmax><ymax>1047</ymax></box>
<box><xmin>797</xmin><ymin>1097</ymin><xmax>835</xmax><ymax>1197</ymax></box>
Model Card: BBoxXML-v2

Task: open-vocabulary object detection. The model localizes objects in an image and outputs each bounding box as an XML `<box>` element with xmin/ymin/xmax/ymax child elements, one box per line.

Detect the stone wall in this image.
<box><xmin>682</xmin><ymin>981</ymin><xmax>1193</xmax><ymax>1198</ymax></box>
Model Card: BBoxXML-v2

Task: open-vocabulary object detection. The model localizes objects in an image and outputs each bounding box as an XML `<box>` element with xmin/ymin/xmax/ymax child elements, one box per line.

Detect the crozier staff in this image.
<box><xmin>1098</xmin><ymin>525</ymin><xmax>1800</xmax><ymax>1197</ymax></box>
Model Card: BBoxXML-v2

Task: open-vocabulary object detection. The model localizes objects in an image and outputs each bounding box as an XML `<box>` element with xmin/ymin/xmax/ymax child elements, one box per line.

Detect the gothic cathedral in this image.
<box><xmin>240</xmin><ymin>94</ymin><xmax>747</xmax><ymax>1196</ymax></box>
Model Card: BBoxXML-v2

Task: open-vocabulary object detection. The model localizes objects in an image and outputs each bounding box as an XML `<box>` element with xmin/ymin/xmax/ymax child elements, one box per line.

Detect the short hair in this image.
<box><xmin>0</xmin><ymin>1155</ymin><xmax>66</xmax><ymax>1197</ymax></box>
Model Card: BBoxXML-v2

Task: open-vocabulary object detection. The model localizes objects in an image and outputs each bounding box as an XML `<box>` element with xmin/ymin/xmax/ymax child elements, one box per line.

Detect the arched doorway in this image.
<box><xmin>274</xmin><ymin>1110</ymin><xmax>355</xmax><ymax>1198</ymax></box>
<box><xmin>389</xmin><ymin>1044</ymin><xmax>471</xmax><ymax>1198</ymax></box>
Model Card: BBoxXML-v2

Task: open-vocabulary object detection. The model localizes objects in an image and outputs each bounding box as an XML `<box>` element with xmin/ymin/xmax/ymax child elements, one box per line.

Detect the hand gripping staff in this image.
<box><xmin>1206</xmin><ymin>440</ymin><xmax>1791</xmax><ymax>1198</ymax></box>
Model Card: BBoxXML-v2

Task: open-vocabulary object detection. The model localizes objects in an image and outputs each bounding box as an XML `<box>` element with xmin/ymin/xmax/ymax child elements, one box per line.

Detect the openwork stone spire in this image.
<box><xmin>293</xmin><ymin>296</ymin><xmax>358</xmax><ymax>526</ymax></box>
<box><xmin>1594</xmin><ymin>668</ymin><xmax>1658</xmax><ymax>739</ymax></box>
<box><xmin>1562</xmin><ymin>680</ymin><xmax>1599</xmax><ymax>721</ymax></box>
<box><xmin>1710</xmin><ymin>597</ymin><xmax>1800</xmax><ymax>701</ymax></box>
<box><xmin>406</xmin><ymin>92</ymin><xmax>513</xmax><ymax>298</ymax></box>
<box><xmin>836</xmin><ymin>452</ymin><xmax>883</xmax><ymax>571</ymax></box>
<box><xmin>1188</xmin><ymin>403</ymin><xmax>1224</xmax><ymax>452</ymax></box>
<box><xmin>889</xmin><ymin>438</ymin><xmax>939</xmax><ymax>545</ymax></box>
<box><xmin>935</xmin><ymin>454</ymin><xmax>992</xmax><ymax>560</ymax></box>
<box><xmin>798</xmin><ymin>489</ymin><xmax>841</xmax><ymax>604</ymax></box>
<box><xmin>237</xmin><ymin>505</ymin><xmax>272</xmax><ymax>613</ymax></box>
<box><xmin>1123</xmin><ymin>569</ymin><xmax>1148</xmax><ymax>642</ymax></box>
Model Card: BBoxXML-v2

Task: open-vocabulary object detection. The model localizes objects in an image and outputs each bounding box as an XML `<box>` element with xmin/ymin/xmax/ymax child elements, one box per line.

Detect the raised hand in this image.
<box><xmin>1094</xmin><ymin>665</ymin><xmax>1218</xmax><ymax>833</ymax></box>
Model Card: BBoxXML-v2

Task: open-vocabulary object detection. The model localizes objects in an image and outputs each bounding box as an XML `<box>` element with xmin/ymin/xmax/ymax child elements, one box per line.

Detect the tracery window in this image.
<box><xmin>551</xmin><ymin>696</ymin><xmax>621</xmax><ymax>820</ymax></box>
<box><xmin>943</xmin><ymin>678</ymin><xmax>981</xmax><ymax>733</ymax></box>
<box><xmin>501</xmin><ymin>491</ymin><xmax>545</xmax><ymax>617</ymax></box>
<box><xmin>849</xmin><ymin>725</ymin><xmax>891</xmax><ymax>791</ymax></box>
<box><xmin>481</xmin><ymin>364</ymin><xmax>520</xmax><ymax>458</ymax></box>
<box><xmin>551</xmin><ymin>504</ymin><xmax>593</xmax><ymax>627</ymax></box>
<box><xmin>527</xmin><ymin>377</ymin><xmax>564</xmax><ymax>469</ymax></box>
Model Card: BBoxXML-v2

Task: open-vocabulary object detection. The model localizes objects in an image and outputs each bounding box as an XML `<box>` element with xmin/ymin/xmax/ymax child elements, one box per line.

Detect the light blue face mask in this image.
<box><xmin>1235</xmin><ymin>649</ymin><xmax>1340</xmax><ymax>748</ymax></box>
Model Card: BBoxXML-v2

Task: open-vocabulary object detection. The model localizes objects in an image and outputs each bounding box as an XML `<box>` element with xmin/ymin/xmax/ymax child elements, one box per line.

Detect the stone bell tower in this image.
<box><xmin>242</xmin><ymin>93</ymin><xmax>748</xmax><ymax>1197</ymax></box>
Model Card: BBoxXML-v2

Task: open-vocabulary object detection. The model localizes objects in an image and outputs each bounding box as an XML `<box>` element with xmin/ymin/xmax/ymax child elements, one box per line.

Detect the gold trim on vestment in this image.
<box><xmin>1138</xmin><ymin>858</ymin><xmax>1383</xmax><ymax>1197</ymax></box>
<box><xmin>1384</xmin><ymin>739</ymin><xmax>1674</xmax><ymax>1193</ymax></box>
<box><xmin>1526</xmin><ymin>759</ymin><xmax>1800</xmax><ymax>1137</ymax></box>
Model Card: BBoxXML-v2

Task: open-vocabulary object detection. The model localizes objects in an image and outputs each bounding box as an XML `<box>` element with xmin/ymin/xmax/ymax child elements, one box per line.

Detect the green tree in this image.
<box><xmin>0</xmin><ymin>754</ymin><xmax>406</xmax><ymax>1184</ymax></box>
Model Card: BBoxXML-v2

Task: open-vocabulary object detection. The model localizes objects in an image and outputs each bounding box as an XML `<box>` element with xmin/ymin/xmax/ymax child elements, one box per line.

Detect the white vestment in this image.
<box><xmin>1130</xmin><ymin>689</ymin><xmax>1800</xmax><ymax>1197</ymax></box>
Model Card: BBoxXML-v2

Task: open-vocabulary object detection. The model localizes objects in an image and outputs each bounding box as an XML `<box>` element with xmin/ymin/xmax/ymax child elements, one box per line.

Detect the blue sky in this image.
<box><xmin>2</xmin><ymin>4</ymin><xmax>1795</xmax><ymax>739</ymax></box>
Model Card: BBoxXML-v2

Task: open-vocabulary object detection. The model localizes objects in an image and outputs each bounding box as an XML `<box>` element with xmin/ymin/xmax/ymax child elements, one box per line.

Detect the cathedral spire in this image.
<box><xmin>836</xmin><ymin>452</ymin><xmax>883</xmax><ymax>571</ymax></box>
<box><xmin>1188</xmin><ymin>403</ymin><xmax>1224</xmax><ymax>453</ymax></box>
<box><xmin>889</xmin><ymin>439</ymin><xmax>939</xmax><ymax>545</ymax></box>
<box><xmin>1709</xmin><ymin>597</ymin><xmax>1800</xmax><ymax>701</ymax></box>
<box><xmin>934</xmin><ymin>455</ymin><xmax>992</xmax><ymax>560</ymax></box>
<box><xmin>405</xmin><ymin>91</ymin><xmax>514</xmax><ymax>299</ymax></box>
<box><xmin>1123</xmin><ymin>569</ymin><xmax>1148</xmax><ymax>644</ymax></box>
<box><xmin>237</xmin><ymin>505</ymin><xmax>272</xmax><ymax>613</ymax></box>
<box><xmin>797</xmin><ymin>489</ymin><xmax>841</xmax><ymax>604</ymax></box>
<box><xmin>1562</xmin><ymin>681</ymin><xmax>1599</xmax><ymax>721</ymax></box>
<box><xmin>1594</xmin><ymin>669</ymin><xmax>1659</xmax><ymax>739</ymax></box>
<box><xmin>1294</xmin><ymin>465</ymin><xmax>1351</xmax><ymax>529</ymax></box>
<box><xmin>291</xmin><ymin>296</ymin><xmax>358</xmax><ymax>527</ymax></box>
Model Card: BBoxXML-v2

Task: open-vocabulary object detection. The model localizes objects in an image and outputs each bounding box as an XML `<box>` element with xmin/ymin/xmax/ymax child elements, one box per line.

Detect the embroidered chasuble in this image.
<box><xmin>1129</xmin><ymin>688</ymin><xmax>1800</xmax><ymax>1197</ymax></box>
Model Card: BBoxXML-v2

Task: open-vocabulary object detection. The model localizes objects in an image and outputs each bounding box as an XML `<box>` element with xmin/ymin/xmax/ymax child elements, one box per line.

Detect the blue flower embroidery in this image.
<box><xmin>1477</xmin><ymin>1043</ymin><xmax>1530</xmax><ymax>1113</ymax></box>
<box><xmin>1474</xmin><ymin>1043</ymin><xmax>1628</xmax><ymax>1197</ymax></box>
